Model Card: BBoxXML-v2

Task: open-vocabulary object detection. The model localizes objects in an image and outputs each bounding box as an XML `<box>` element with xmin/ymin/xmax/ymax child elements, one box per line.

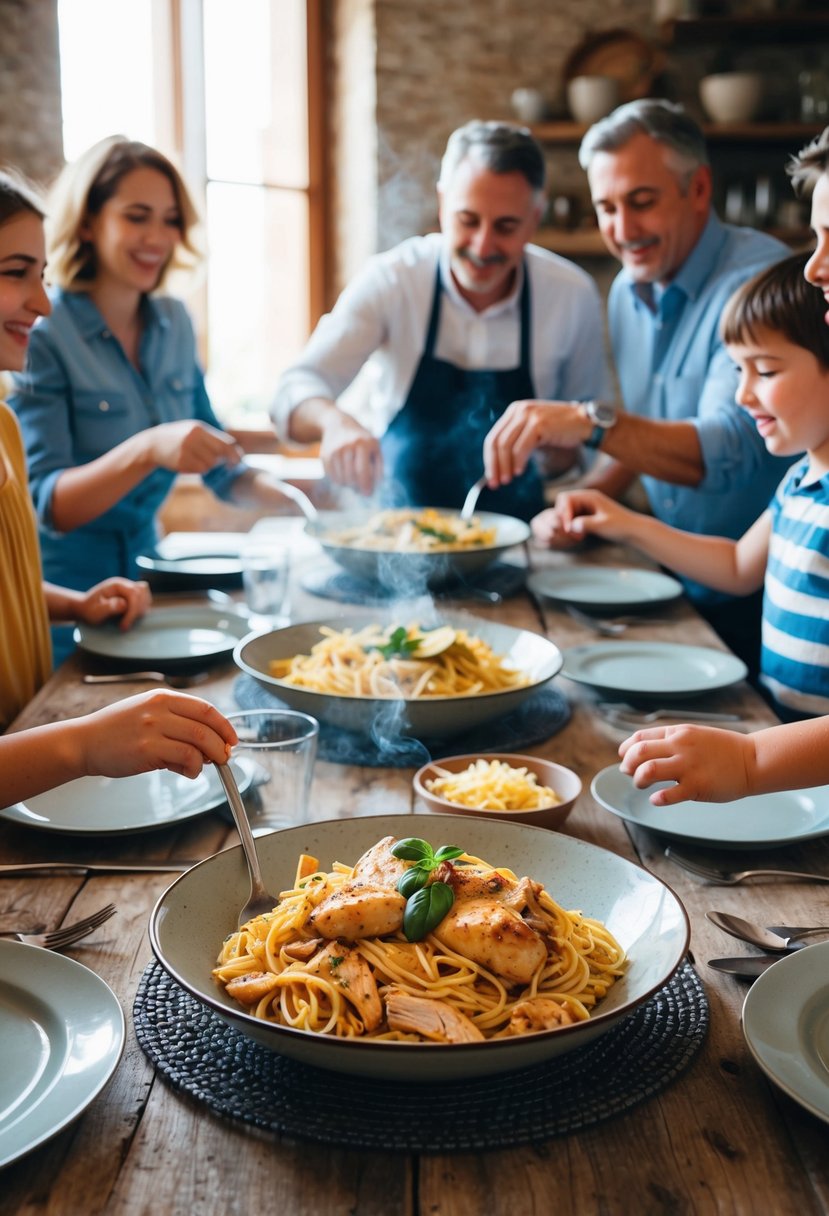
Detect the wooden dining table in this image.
<box><xmin>2</xmin><ymin>529</ymin><xmax>828</xmax><ymax>1214</ymax></box>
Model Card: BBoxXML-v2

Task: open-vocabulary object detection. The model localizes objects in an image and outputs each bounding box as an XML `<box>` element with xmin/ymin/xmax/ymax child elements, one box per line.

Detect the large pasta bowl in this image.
<box><xmin>306</xmin><ymin>509</ymin><xmax>530</xmax><ymax>590</ymax></box>
<box><xmin>150</xmin><ymin>813</ymin><xmax>689</xmax><ymax>1081</ymax></box>
<box><xmin>233</xmin><ymin>613</ymin><xmax>563</xmax><ymax>741</ymax></box>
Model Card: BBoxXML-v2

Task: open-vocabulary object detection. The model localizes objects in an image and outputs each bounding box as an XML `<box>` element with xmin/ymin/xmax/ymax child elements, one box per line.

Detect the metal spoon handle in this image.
<box><xmin>214</xmin><ymin>762</ymin><xmax>269</xmax><ymax>898</ymax></box>
<box><xmin>265</xmin><ymin>477</ymin><xmax>318</xmax><ymax>522</ymax></box>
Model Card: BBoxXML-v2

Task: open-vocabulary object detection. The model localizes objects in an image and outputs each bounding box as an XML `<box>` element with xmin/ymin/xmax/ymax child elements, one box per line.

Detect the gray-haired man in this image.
<box><xmin>270</xmin><ymin>120</ymin><xmax>607</xmax><ymax>521</ymax></box>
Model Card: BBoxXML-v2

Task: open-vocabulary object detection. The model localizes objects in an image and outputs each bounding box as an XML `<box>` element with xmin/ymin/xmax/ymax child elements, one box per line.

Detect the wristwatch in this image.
<box><xmin>581</xmin><ymin>399</ymin><xmax>618</xmax><ymax>449</ymax></box>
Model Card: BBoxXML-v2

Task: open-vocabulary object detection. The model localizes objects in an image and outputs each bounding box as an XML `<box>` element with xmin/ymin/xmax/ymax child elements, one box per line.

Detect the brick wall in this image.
<box><xmin>0</xmin><ymin>0</ymin><xmax>63</xmax><ymax>189</ymax></box>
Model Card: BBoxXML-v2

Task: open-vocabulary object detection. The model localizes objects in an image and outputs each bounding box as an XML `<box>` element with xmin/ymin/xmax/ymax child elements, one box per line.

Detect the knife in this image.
<box><xmin>0</xmin><ymin>860</ymin><xmax>199</xmax><ymax>876</ymax></box>
<box><xmin>707</xmin><ymin>955</ymin><xmax>783</xmax><ymax>977</ymax></box>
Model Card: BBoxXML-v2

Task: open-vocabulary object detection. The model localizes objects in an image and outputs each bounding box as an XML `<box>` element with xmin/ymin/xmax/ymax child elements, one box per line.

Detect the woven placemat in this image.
<box><xmin>301</xmin><ymin>560</ymin><xmax>527</xmax><ymax>606</ymax></box>
<box><xmin>134</xmin><ymin>959</ymin><xmax>707</xmax><ymax>1153</ymax></box>
<box><xmin>233</xmin><ymin>673</ymin><xmax>571</xmax><ymax>767</ymax></box>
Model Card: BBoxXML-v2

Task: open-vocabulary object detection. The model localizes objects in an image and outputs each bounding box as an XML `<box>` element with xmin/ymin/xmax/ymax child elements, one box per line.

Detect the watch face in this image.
<box><xmin>590</xmin><ymin>400</ymin><xmax>617</xmax><ymax>428</ymax></box>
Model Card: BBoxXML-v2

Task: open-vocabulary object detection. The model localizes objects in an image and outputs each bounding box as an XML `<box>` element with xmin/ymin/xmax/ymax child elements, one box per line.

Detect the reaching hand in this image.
<box><xmin>76</xmin><ymin>690</ymin><xmax>238</xmax><ymax>780</ymax></box>
<box><xmin>320</xmin><ymin>413</ymin><xmax>382</xmax><ymax>495</ymax></box>
<box><xmin>531</xmin><ymin>506</ymin><xmax>587</xmax><ymax>550</ymax></box>
<box><xmin>483</xmin><ymin>399</ymin><xmax>588</xmax><ymax>487</ymax></box>
<box><xmin>148</xmin><ymin>420</ymin><xmax>243</xmax><ymax>474</ymax></box>
<box><xmin>618</xmin><ymin>724</ymin><xmax>754</xmax><ymax>805</ymax></box>
<box><xmin>553</xmin><ymin>489</ymin><xmax>636</xmax><ymax>541</ymax></box>
<box><xmin>76</xmin><ymin>578</ymin><xmax>151</xmax><ymax>631</ymax></box>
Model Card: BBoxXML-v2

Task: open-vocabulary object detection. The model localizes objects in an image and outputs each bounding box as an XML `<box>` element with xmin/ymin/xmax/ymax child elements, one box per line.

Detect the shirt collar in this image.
<box><xmin>57</xmin><ymin>288</ymin><xmax>169</xmax><ymax>339</ymax></box>
<box><xmin>438</xmin><ymin>243</ymin><xmax>524</xmax><ymax>318</ymax></box>
<box><xmin>625</xmin><ymin>210</ymin><xmax>724</xmax><ymax>310</ymax></box>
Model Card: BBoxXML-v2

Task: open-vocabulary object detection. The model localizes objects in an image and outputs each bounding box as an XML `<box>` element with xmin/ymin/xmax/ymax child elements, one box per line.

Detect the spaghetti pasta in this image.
<box><xmin>326</xmin><ymin>507</ymin><xmax>497</xmax><ymax>552</ymax></box>
<box><xmin>267</xmin><ymin>622</ymin><xmax>530</xmax><ymax>699</ymax></box>
<box><xmin>213</xmin><ymin>837</ymin><xmax>626</xmax><ymax>1043</ymax></box>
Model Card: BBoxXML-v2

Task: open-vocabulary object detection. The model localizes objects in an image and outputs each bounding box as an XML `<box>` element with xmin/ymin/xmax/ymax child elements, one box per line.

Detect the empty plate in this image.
<box><xmin>136</xmin><ymin>553</ymin><xmax>244</xmax><ymax>591</ymax></box>
<box><xmin>74</xmin><ymin>604</ymin><xmax>251</xmax><ymax>668</ymax></box>
<box><xmin>561</xmin><ymin>641</ymin><xmax>747</xmax><ymax>698</ymax></box>
<box><xmin>527</xmin><ymin>567</ymin><xmax>683</xmax><ymax>612</ymax></box>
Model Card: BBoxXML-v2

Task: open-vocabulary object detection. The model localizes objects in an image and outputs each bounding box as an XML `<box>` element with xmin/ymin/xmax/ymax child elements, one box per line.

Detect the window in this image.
<box><xmin>57</xmin><ymin>0</ymin><xmax>323</xmax><ymax>427</ymax></box>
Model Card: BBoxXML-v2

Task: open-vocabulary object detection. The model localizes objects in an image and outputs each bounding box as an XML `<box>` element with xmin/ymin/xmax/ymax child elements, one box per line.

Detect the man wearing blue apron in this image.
<box><xmin>271</xmin><ymin>120</ymin><xmax>608</xmax><ymax>521</ymax></box>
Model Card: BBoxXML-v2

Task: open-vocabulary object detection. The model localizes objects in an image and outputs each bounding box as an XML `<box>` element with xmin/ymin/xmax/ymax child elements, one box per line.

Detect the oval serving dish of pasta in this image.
<box><xmin>324</xmin><ymin>507</ymin><xmax>497</xmax><ymax>552</ymax></box>
<box><xmin>213</xmin><ymin>834</ymin><xmax>626</xmax><ymax>1044</ymax></box>
<box><xmin>267</xmin><ymin>621</ymin><xmax>530</xmax><ymax>699</ymax></box>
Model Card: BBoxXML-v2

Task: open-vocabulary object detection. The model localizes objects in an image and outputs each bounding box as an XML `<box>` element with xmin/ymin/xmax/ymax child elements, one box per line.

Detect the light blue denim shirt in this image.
<box><xmin>609</xmin><ymin>212</ymin><xmax>793</xmax><ymax>605</ymax></box>
<box><xmin>10</xmin><ymin>289</ymin><xmax>244</xmax><ymax>594</ymax></box>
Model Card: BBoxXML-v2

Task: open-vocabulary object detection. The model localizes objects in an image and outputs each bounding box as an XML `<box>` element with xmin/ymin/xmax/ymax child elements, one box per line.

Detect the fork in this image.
<box><xmin>598</xmin><ymin>701</ymin><xmax>742</xmax><ymax>724</ymax></box>
<box><xmin>83</xmin><ymin>672</ymin><xmax>208</xmax><ymax>689</ymax></box>
<box><xmin>460</xmin><ymin>475</ymin><xmax>487</xmax><ymax>521</ymax></box>
<box><xmin>1</xmin><ymin>903</ymin><xmax>116</xmax><ymax>949</ymax></box>
<box><xmin>664</xmin><ymin>847</ymin><xmax>829</xmax><ymax>885</ymax></box>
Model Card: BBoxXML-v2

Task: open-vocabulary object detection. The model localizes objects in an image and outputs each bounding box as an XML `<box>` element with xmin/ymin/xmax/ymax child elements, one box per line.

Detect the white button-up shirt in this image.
<box><xmin>271</xmin><ymin>232</ymin><xmax>608</xmax><ymax>440</ymax></box>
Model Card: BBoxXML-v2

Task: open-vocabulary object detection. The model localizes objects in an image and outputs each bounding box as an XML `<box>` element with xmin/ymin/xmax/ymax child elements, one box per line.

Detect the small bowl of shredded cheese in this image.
<box><xmin>414</xmin><ymin>753</ymin><xmax>582</xmax><ymax>830</ymax></box>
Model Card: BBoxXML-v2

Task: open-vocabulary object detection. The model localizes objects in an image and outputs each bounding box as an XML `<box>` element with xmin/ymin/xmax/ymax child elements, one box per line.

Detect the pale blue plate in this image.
<box><xmin>74</xmin><ymin>604</ymin><xmax>250</xmax><ymax>666</ymax></box>
<box><xmin>0</xmin><ymin>942</ymin><xmax>124</xmax><ymax>1167</ymax></box>
<box><xmin>528</xmin><ymin>567</ymin><xmax>683</xmax><ymax>612</ymax></box>
<box><xmin>561</xmin><ymin>641</ymin><xmax>747</xmax><ymax>698</ymax></box>
<box><xmin>591</xmin><ymin>764</ymin><xmax>829</xmax><ymax>849</ymax></box>
<box><xmin>743</xmin><ymin>942</ymin><xmax>829</xmax><ymax>1124</ymax></box>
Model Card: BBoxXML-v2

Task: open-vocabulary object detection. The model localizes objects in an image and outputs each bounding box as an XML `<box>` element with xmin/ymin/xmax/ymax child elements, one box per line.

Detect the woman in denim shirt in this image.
<box><xmin>10</xmin><ymin>137</ymin><xmax>290</xmax><ymax>661</ymax></box>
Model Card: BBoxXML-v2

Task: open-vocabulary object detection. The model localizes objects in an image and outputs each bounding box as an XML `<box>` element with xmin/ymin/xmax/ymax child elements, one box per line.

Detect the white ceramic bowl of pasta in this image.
<box><xmin>306</xmin><ymin>509</ymin><xmax>531</xmax><ymax>590</ymax></box>
<box><xmin>150</xmin><ymin>813</ymin><xmax>689</xmax><ymax>1081</ymax></box>
<box><xmin>233</xmin><ymin>613</ymin><xmax>563</xmax><ymax>741</ymax></box>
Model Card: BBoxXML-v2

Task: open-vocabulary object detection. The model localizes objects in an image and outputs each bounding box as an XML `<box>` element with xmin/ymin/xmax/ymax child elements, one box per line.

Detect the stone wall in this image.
<box><xmin>0</xmin><ymin>0</ymin><xmax>63</xmax><ymax>188</ymax></box>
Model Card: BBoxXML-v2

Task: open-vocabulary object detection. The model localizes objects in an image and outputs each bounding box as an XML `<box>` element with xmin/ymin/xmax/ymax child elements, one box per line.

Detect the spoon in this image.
<box><xmin>214</xmin><ymin>762</ymin><xmax>280</xmax><ymax>927</ymax></box>
<box><xmin>266</xmin><ymin>477</ymin><xmax>318</xmax><ymax>523</ymax></box>
<box><xmin>706</xmin><ymin>910</ymin><xmax>829</xmax><ymax>952</ymax></box>
<box><xmin>460</xmin><ymin>475</ymin><xmax>487</xmax><ymax>521</ymax></box>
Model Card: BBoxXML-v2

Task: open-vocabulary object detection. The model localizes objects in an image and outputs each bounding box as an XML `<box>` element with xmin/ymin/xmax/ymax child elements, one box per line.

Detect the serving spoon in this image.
<box><xmin>707</xmin><ymin>910</ymin><xmax>829</xmax><ymax>952</ymax></box>
<box><xmin>214</xmin><ymin>762</ymin><xmax>280</xmax><ymax>927</ymax></box>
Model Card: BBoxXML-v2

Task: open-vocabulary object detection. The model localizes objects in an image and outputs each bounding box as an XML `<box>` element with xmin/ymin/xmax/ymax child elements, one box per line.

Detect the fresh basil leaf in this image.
<box><xmin>415</xmin><ymin>524</ymin><xmax>455</xmax><ymax>543</ymax></box>
<box><xmin>391</xmin><ymin>837</ymin><xmax>433</xmax><ymax>862</ymax></box>
<box><xmin>402</xmin><ymin>881</ymin><xmax>455</xmax><ymax>942</ymax></box>
<box><xmin>433</xmin><ymin>845</ymin><xmax>464</xmax><ymax>862</ymax></box>
<box><xmin>369</xmin><ymin>625</ymin><xmax>420</xmax><ymax>660</ymax></box>
<box><xmin>397</xmin><ymin>867</ymin><xmax>429</xmax><ymax>898</ymax></box>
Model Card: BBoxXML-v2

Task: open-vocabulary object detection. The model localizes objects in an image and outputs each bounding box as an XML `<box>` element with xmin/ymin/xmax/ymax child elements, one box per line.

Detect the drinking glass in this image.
<box><xmin>227</xmin><ymin>710</ymin><xmax>319</xmax><ymax>836</ymax></box>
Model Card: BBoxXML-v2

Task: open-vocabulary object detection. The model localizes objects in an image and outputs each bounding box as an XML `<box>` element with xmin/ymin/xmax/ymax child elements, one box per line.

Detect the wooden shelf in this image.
<box><xmin>531</xmin><ymin>120</ymin><xmax>825</xmax><ymax>145</ymax></box>
<box><xmin>660</xmin><ymin>12</ymin><xmax>829</xmax><ymax>46</ymax></box>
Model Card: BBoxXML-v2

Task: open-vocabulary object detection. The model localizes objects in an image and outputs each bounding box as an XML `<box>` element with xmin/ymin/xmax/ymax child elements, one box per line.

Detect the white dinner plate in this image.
<box><xmin>135</xmin><ymin>553</ymin><xmax>244</xmax><ymax>586</ymax></box>
<box><xmin>0</xmin><ymin>758</ymin><xmax>255</xmax><ymax>836</ymax></box>
<box><xmin>742</xmin><ymin>941</ymin><xmax>829</xmax><ymax>1124</ymax></box>
<box><xmin>527</xmin><ymin>567</ymin><xmax>684</xmax><ymax>612</ymax></box>
<box><xmin>561</xmin><ymin>641</ymin><xmax>747</xmax><ymax>698</ymax></box>
<box><xmin>74</xmin><ymin>604</ymin><xmax>250</xmax><ymax>665</ymax></box>
<box><xmin>0</xmin><ymin>941</ymin><xmax>124</xmax><ymax>1167</ymax></box>
<box><xmin>591</xmin><ymin>764</ymin><xmax>829</xmax><ymax>849</ymax></box>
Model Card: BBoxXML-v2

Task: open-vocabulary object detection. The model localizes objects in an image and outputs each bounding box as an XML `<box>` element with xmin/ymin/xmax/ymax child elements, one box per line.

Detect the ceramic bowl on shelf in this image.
<box><xmin>699</xmin><ymin>72</ymin><xmax>763</xmax><ymax>124</ymax></box>
<box><xmin>413</xmin><ymin>752</ymin><xmax>582</xmax><ymax>830</ymax></box>
<box><xmin>566</xmin><ymin>75</ymin><xmax>620</xmax><ymax>125</ymax></box>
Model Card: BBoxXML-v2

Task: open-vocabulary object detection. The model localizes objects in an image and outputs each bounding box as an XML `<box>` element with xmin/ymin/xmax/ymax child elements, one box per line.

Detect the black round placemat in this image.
<box><xmin>134</xmin><ymin>959</ymin><xmax>707</xmax><ymax>1152</ymax></box>
<box><xmin>301</xmin><ymin>561</ymin><xmax>527</xmax><ymax>605</ymax></box>
<box><xmin>233</xmin><ymin>673</ymin><xmax>571</xmax><ymax>767</ymax></box>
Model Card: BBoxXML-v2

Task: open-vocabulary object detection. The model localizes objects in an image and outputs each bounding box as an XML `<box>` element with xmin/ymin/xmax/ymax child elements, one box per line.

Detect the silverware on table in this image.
<box><xmin>2</xmin><ymin>902</ymin><xmax>116</xmax><ymax>950</ymax></box>
<box><xmin>707</xmin><ymin>910</ymin><xmax>829</xmax><ymax>952</ymax></box>
<box><xmin>0</xmin><ymin>861</ymin><xmax>198</xmax><ymax>876</ymax></box>
<box><xmin>664</xmin><ymin>847</ymin><xmax>829</xmax><ymax>885</ymax></box>
<box><xmin>83</xmin><ymin>671</ymin><xmax>209</xmax><ymax>688</ymax></box>
<box><xmin>598</xmin><ymin>702</ymin><xmax>742</xmax><ymax>724</ymax></box>
<box><xmin>707</xmin><ymin>955</ymin><xmax>783</xmax><ymax>978</ymax></box>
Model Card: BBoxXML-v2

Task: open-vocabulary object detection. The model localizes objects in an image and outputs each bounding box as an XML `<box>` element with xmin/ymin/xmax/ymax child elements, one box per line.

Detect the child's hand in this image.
<box><xmin>75</xmin><ymin>691</ymin><xmax>238</xmax><ymax>780</ymax></box>
<box><xmin>76</xmin><ymin>578</ymin><xmax>151</xmax><ymax>631</ymax></box>
<box><xmin>531</xmin><ymin>506</ymin><xmax>586</xmax><ymax>550</ymax></box>
<box><xmin>618</xmin><ymin>724</ymin><xmax>753</xmax><ymax>805</ymax></box>
<box><xmin>554</xmin><ymin>489</ymin><xmax>635</xmax><ymax>541</ymax></box>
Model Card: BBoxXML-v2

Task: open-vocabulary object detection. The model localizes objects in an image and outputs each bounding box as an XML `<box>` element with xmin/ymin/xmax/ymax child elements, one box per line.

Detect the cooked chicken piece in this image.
<box><xmin>225</xmin><ymin>971</ymin><xmax>280</xmax><ymax>1005</ymax></box>
<box><xmin>497</xmin><ymin>997</ymin><xmax>576</xmax><ymax>1037</ymax></box>
<box><xmin>351</xmin><ymin>836</ymin><xmax>409</xmax><ymax>888</ymax></box>
<box><xmin>385</xmin><ymin>989</ymin><xmax>484</xmax><ymax>1043</ymax></box>
<box><xmin>303</xmin><ymin>941</ymin><xmax>383</xmax><ymax>1031</ymax></box>
<box><xmin>283</xmin><ymin>937</ymin><xmax>323</xmax><ymax>961</ymax></box>
<box><xmin>435</xmin><ymin>897</ymin><xmax>547</xmax><ymax>985</ymax></box>
<box><xmin>501</xmin><ymin>875</ymin><xmax>549</xmax><ymax>934</ymax></box>
<box><xmin>310</xmin><ymin>881</ymin><xmax>406</xmax><ymax>939</ymax></box>
<box><xmin>433</xmin><ymin>861</ymin><xmax>516</xmax><ymax>902</ymax></box>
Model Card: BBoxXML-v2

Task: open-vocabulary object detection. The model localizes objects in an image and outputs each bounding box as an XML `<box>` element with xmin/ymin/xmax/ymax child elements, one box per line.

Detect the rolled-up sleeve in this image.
<box><xmin>270</xmin><ymin>262</ymin><xmax>391</xmax><ymax>440</ymax></box>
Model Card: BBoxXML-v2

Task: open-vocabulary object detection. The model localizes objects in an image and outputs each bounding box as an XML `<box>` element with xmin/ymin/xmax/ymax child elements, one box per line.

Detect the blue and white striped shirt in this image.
<box><xmin>762</xmin><ymin>459</ymin><xmax>829</xmax><ymax>716</ymax></box>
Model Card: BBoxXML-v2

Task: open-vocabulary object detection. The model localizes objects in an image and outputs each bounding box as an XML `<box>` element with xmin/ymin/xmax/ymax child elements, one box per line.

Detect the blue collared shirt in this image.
<box><xmin>609</xmin><ymin>212</ymin><xmax>793</xmax><ymax>605</ymax></box>
<box><xmin>10</xmin><ymin>289</ymin><xmax>243</xmax><ymax>591</ymax></box>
